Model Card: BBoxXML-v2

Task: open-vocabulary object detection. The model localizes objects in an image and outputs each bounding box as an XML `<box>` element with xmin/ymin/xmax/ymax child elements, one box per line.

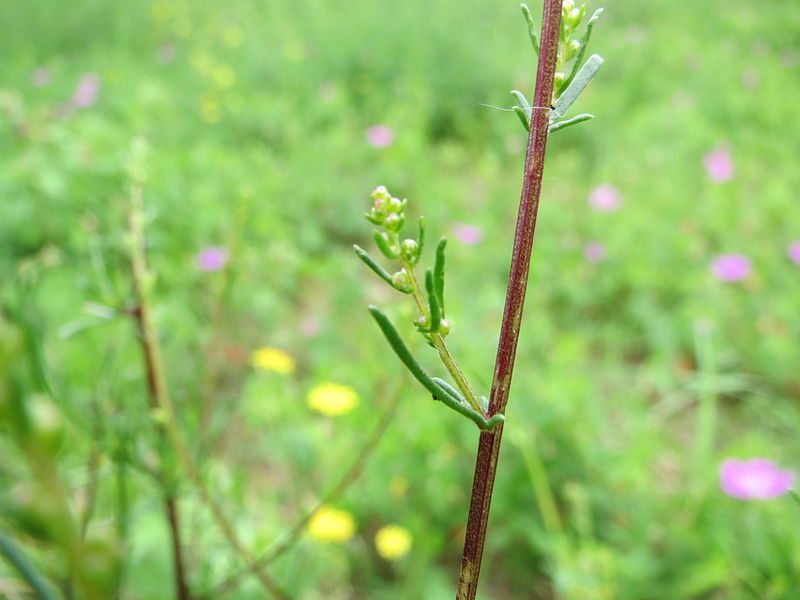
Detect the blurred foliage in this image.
<box><xmin>1</xmin><ymin>0</ymin><xmax>800</xmax><ymax>598</ymax></box>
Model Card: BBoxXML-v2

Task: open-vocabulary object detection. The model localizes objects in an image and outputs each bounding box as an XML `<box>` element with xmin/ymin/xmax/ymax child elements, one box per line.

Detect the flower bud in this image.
<box><xmin>387</xmin><ymin>196</ymin><xmax>405</xmax><ymax>214</ymax></box>
<box><xmin>391</xmin><ymin>270</ymin><xmax>411</xmax><ymax>292</ymax></box>
<box><xmin>562</xmin><ymin>0</ymin><xmax>575</xmax><ymax>14</ymax></box>
<box><xmin>415</xmin><ymin>315</ymin><xmax>429</xmax><ymax>330</ymax></box>
<box><xmin>565</xmin><ymin>8</ymin><xmax>582</xmax><ymax>28</ymax></box>
<box><xmin>399</xmin><ymin>239</ymin><xmax>419</xmax><ymax>261</ymax></box>
<box><xmin>438</xmin><ymin>318</ymin><xmax>452</xmax><ymax>336</ymax></box>
<box><xmin>26</xmin><ymin>395</ymin><xmax>65</xmax><ymax>456</ymax></box>
<box><xmin>370</xmin><ymin>185</ymin><xmax>390</xmax><ymax>203</ymax></box>
<box><xmin>566</xmin><ymin>39</ymin><xmax>581</xmax><ymax>61</ymax></box>
<box><xmin>554</xmin><ymin>72</ymin><xmax>566</xmax><ymax>89</ymax></box>
<box><xmin>384</xmin><ymin>212</ymin><xmax>405</xmax><ymax>233</ymax></box>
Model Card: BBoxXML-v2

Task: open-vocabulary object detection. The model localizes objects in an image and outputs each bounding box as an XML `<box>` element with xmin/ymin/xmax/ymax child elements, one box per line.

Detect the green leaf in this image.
<box><xmin>354</xmin><ymin>245</ymin><xmax>396</xmax><ymax>288</ymax></box>
<box><xmin>368</xmin><ymin>306</ymin><xmax>503</xmax><ymax>430</ymax></box>
<box><xmin>557</xmin><ymin>8</ymin><xmax>604</xmax><ymax>97</ymax></box>
<box><xmin>0</xmin><ymin>530</ymin><xmax>61</xmax><ymax>600</ymax></box>
<box><xmin>425</xmin><ymin>269</ymin><xmax>441</xmax><ymax>333</ymax></box>
<box><xmin>520</xmin><ymin>3</ymin><xmax>539</xmax><ymax>56</ymax></box>
<box><xmin>434</xmin><ymin>237</ymin><xmax>446</xmax><ymax>316</ymax></box>
<box><xmin>513</xmin><ymin>106</ymin><xmax>530</xmax><ymax>132</ymax></box>
<box><xmin>372</xmin><ymin>230</ymin><xmax>399</xmax><ymax>259</ymax></box>
<box><xmin>549</xmin><ymin>113</ymin><xmax>594</xmax><ymax>133</ymax></box>
<box><xmin>551</xmin><ymin>54</ymin><xmax>604</xmax><ymax>122</ymax></box>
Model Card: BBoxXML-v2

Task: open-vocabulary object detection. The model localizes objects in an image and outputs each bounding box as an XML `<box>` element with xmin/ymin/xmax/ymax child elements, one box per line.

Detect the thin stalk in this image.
<box><xmin>203</xmin><ymin>380</ymin><xmax>402</xmax><ymax>598</ymax></box>
<box><xmin>455</xmin><ymin>2</ymin><xmax>563</xmax><ymax>598</ymax></box>
<box><xmin>400</xmin><ymin>255</ymin><xmax>482</xmax><ymax>414</ymax></box>
<box><xmin>128</xmin><ymin>189</ymin><xmax>290</xmax><ymax>600</ymax></box>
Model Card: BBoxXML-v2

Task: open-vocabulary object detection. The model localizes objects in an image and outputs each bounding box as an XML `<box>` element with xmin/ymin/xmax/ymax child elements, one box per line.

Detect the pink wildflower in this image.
<box><xmin>584</xmin><ymin>241</ymin><xmax>606</xmax><ymax>263</ymax></box>
<box><xmin>720</xmin><ymin>459</ymin><xmax>794</xmax><ymax>500</ymax></box>
<box><xmin>787</xmin><ymin>241</ymin><xmax>800</xmax><ymax>265</ymax></box>
<box><xmin>195</xmin><ymin>246</ymin><xmax>229</xmax><ymax>272</ymax></box>
<box><xmin>711</xmin><ymin>254</ymin><xmax>751</xmax><ymax>282</ymax></box>
<box><xmin>365</xmin><ymin>125</ymin><xmax>394</xmax><ymax>148</ymax></box>
<box><xmin>451</xmin><ymin>223</ymin><xmax>483</xmax><ymax>245</ymax></box>
<box><xmin>703</xmin><ymin>146</ymin><xmax>734</xmax><ymax>183</ymax></box>
<box><xmin>72</xmin><ymin>73</ymin><xmax>101</xmax><ymax>107</ymax></box>
<box><xmin>588</xmin><ymin>184</ymin><xmax>622</xmax><ymax>212</ymax></box>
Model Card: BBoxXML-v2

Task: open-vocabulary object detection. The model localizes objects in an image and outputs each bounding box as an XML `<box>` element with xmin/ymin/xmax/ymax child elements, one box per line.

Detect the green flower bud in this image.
<box><xmin>415</xmin><ymin>315</ymin><xmax>429</xmax><ymax>330</ymax></box>
<box><xmin>566</xmin><ymin>39</ymin><xmax>581</xmax><ymax>61</ymax></box>
<box><xmin>554</xmin><ymin>71</ymin><xmax>566</xmax><ymax>89</ymax></box>
<box><xmin>384</xmin><ymin>212</ymin><xmax>405</xmax><ymax>233</ymax></box>
<box><xmin>562</xmin><ymin>0</ymin><xmax>575</xmax><ymax>14</ymax></box>
<box><xmin>565</xmin><ymin>7</ymin><xmax>582</xmax><ymax>28</ymax></box>
<box><xmin>370</xmin><ymin>185</ymin><xmax>390</xmax><ymax>204</ymax></box>
<box><xmin>400</xmin><ymin>239</ymin><xmax>419</xmax><ymax>261</ymax></box>
<box><xmin>438</xmin><ymin>318</ymin><xmax>452</xmax><ymax>336</ymax></box>
<box><xmin>387</xmin><ymin>196</ymin><xmax>406</xmax><ymax>214</ymax></box>
<box><xmin>391</xmin><ymin>269</ymin><xmax>411</xmax><ymax>292</ymax></box>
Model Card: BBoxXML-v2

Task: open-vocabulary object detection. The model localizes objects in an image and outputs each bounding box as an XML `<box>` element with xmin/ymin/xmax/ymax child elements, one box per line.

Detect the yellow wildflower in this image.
<box><xmin>389</xmin><ymin>476</ymin><xmax>408</xmax><ymax>498</ymax></box>
<box><xmin>307</xmin><ymin>382</ymin><xmax>358</xmax><ymax>416</ymax></box>
<box><xmin>307</xmin><ymin>506</ymin><xmax>355</xmax><ymax>543</ymax></box>
<box><xmin>250</xmin><ymin>347</ymin><xmax>295</xmax><ymax>374</ymax></box>
<box><xmin>374</xmin><ymin>525</ymin><xmax>412</xmax><ymax>560</ymax></box>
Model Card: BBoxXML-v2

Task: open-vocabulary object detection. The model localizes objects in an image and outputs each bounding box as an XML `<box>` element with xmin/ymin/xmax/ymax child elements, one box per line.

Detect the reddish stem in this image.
<box><xmin>455</xmin><ymin>1</ymin><xmax>563</xmax><ymax>598</ymax></box>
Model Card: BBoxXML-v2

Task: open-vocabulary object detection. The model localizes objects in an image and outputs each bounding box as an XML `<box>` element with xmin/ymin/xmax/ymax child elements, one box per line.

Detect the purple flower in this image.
<box><xmin>787</xmin><ymin>240</ymin><xmax>800</xmax><ymax>265</ymax></box>
<box><xmin>588</xmin><ymin>184</ymin><xmax>622</xmax><ymax>212</ymax></box>
<box><xmin>703</xmin><ymin>146</ymin><xmax>734</xmax><ymax>183</ymax></box>
<box><xmin>451</xmin><ymin>223</ymin><xmax>483</xmax><ymax>245</ymax></box>
<box><xmin>195</xmin><ymin>246</ymin><xmax>229</xmax><ymax>271</ymax></box>
<box><xmin>711</xmin><ymin>253</ymin><xmax>751</xmax><ymax>282</ymax></box>
<box><xmin>720</xmin><ymin>459</ymin><xmax>794</xmax><ymax>500</ymax></box>
<box><xmin>72</xmin><ymin>72</ymin><xmax>101</xmax><ymax>108</ymax></box>
<box><xmin>584</xmin><ymin>241</ymin><xmax>606</xmax><ymax>263</ymax></box>
<box><xmin>31</xmin><ymin>67</ymin><xmax>51</xmax><ymax>87</ymax></box>
<box><xmin>365</xmin><ymin>125</ymin><xmax>394</xmax><ymax>148</ymax></box>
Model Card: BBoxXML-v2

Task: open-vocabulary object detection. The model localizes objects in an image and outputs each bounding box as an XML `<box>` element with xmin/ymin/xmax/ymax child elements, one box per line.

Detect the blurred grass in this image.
<box><xmin>1</xmin><ymin>0</ymin><xmax>800</xmax><ymax>598</ymax></box>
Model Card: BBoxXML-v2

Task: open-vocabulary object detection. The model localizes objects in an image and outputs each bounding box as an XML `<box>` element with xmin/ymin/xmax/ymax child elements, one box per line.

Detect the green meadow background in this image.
<box><xmin>1</xmin><ymin>0</ymin><xmax>800</xmax><ymax>598</ymax></box>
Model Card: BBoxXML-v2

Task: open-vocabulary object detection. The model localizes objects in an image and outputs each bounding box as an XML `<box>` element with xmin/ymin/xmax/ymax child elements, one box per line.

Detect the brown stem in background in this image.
<box><xmin>455</xmin><ymin>1</ymin><xmax>563</xmax><ymax>598</ymax></box>
<box><xmin>128</xmin><ymin>185</ymin><xmax>291</xmax><ymax>600</ymax></box>
<box><xmin>129</xmin><ymin>246</ymin><xmax>191</xmax><ymax>599</ymax></box>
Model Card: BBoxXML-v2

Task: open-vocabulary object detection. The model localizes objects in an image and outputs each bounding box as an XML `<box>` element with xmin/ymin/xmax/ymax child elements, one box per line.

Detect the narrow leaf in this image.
<box><xmin>0</xmin><ymin>530</ymin><xmax>60</xmax><ymax>600</ymax></box>
<box><xmin>368</xmin><ymin>306</ymin><xmax>502</xmax><ymax>430</ymax></box>
<box><xmin>372</xmin><ymin>230</ymin><xmax>399</xmax><ymax>259</ymax></box>
<box><xmin>431</xmin><ymin>377</ymin><xmax>467</xmax><ymax>407</ymax></box>
<box><xmin>557</xmin><ymin>8</ymin><xmax>604</xmax><ymax>97</ymax></box>
<box><xmin>434</xmin><ymin>237</ymin><xmax>446</xmax><ymax>316</ymax></box>
<box><xmin>425</xmin><ymin>269</ymin><xmax>441</xmax><ymax>333</ymax></box>
<box><xmin>520</xmin><ymin>3</ymin><xmax>539</xmax><ymax>56</ymax></box>
<box><xmin>549</xmin><ymin>113</ymin><xmax>594</xmax><ymax>133</ymax></box>
<box><xmin>551</xmin><ymin>54</ymin><xmax>604</xmax><ymax>121</ymax></box>
<box><xmin>511</xmin><ymin>90</ymin><xmax>533</xmax><ymax>122</ymax></box>
<box><xmin>354</xmin><ymin>245</ymin><xmax>395</xmax><ymax>287</ymax></box>
<box><xmin>513</xmin><ymin>106</ymin><xmax>530</xmax><ymax>132</ymax></box>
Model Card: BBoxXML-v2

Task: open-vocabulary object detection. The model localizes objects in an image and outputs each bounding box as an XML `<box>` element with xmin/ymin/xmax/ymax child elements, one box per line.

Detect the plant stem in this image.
<box><xmin>455</xmin><ymin>2</ymin><xmax>563</xmax><ymax>598</ymax></box>
<box><xmin>400</xmin><ymin>256</ymin><xmax>482</xmax><ymax>413</ymax></box>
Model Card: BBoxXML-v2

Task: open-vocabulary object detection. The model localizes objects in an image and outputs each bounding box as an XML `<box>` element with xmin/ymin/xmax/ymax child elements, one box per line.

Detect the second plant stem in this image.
<box><xmin>399</xmin><ymin>253</ymin><xmax>483</xmax><ymax>414</ymax></box>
